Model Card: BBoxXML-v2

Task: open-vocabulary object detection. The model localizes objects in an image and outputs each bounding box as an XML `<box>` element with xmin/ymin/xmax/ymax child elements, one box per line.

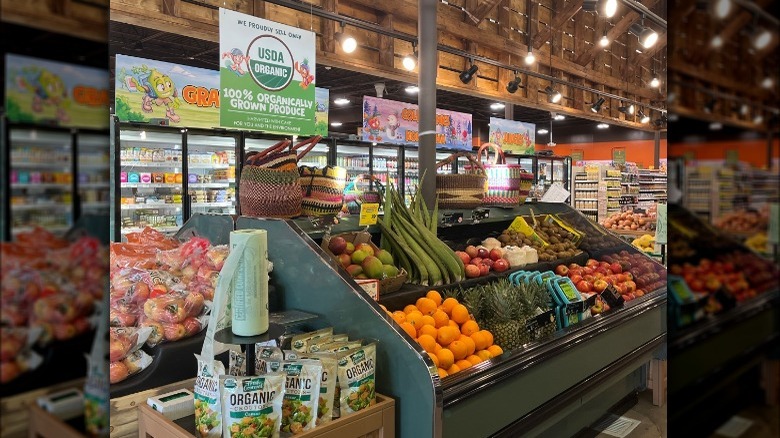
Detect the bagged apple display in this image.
<box><xmin>220</xmin><ymin>373</ymin><xmax>286</xmax><ymax>438</ymax></box>
<box><xmin>0</xmin><ymin>327</ymin><xmax>44</xmax><ymax>383</ymax></box>
<box><xmin>337</xmin><ymin>343</ymin><xmax>377</xmax><ymax>416</ymax></box>
<box><xmin>110</xmin><ymin>350</ymin><xmax>152</xmax><ymax>384</ymax></box>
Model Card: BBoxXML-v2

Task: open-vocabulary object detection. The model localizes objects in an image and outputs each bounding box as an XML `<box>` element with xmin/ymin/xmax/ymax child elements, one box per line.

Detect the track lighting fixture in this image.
<box><xmin>402</xmin><ymin>42</ymin><xmax>418</xmax><ymax>71</ymax></box>
<box><xmin>524</xmin><ymin>49</ymin><xmax>535</xmax><ymax>65</ymax></box>
<box><xmin>754</xmin><ymin>113</ymin><xmax>764</xmax><ymax>124</ymax></box>
<box><xmin>649</xmin><ymin>73</ymin><xmax>660</xmax><ymax>88</ymax></box>
<box><xmin>506</xmin><ymin>73</ymin><xmax>522</xmax><ymax>94</ymax></box>
<box><xmin>582</xmin><ymin>0</ymin><xmax>598</xmax><ymax>12</ymax></box>
<box><xmin>591</xmin><ymin>97</ymin><xmax>605</xmax><ymax>113</ymax></box>
<box><xmin>761</xmin><ymin>76</ymin><xmax>774</xmax><ymax>89</ymax></box>
<box><xmin>629</xmin><ymin>19</ymin><xmax>658</xmax><ymax>49</ymax></box>
<box><xmin>604</xmin><ymin>0</ymin><xmax>618</xmax><ymax>17</ymax></box>
<box><xmin>599</xmin><ymin>32</ymin><xmax>610</xmax><ymax>47</ymax></box>
<box><xmin>597</xmin><ymin>123</ymin><xmax>610</xmax><ymax>129</ymax></box>
<box><xmin>752</xmin><ymin>28</ymin><xmax>772</xmax><ymax>50</ymax></box>
<box><xmin>638</xmin><ymin>110</ymin><xmax>650</xmax><ymax>124</ymax></box>
<box><xmin>545</xmin><ymin>86</ymin><xmax>562</xmax><ymax>104</ymax></box>
<box><xmin>336</xmin><ymin>23</ymin><xmax>357</xmax><ymax>53</ymax></box>
<box><xmin>618</xmin><ymin>103</ymin><xmax>635</xmax><ymax>115</ymax></box>
<box><xmin>459</xmin><ymin>62</ymin><xmax>479</xmax><ymax>84</ymax></box>
<box><xmin>713</xmin><ymin>0</ymin><xmax>732</xmax><ymax>19</ymax></box>
<box><xmin>711</xmin><ymin>35</ymin><xmax>724</xmax><ymax>48</ymax></box>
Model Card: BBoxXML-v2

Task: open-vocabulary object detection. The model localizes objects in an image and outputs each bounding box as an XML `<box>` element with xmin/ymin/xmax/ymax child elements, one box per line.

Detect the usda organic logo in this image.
<box><xmin>247</xmin><ymin>35</ymin><xmax>294</xmax><ymax>91</ymax></box>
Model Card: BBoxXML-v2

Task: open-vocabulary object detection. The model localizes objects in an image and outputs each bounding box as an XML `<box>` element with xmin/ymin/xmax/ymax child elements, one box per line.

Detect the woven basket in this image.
<box><xmin>468</xmin><ymin>142</ymin><xmax>533</xmax><ymax>207</ymax></box>
<box><xmin>239</xmin><ymin>136</ymin><xmax>320</xmax><ymax>218</ymax></box>
<box><xmin>435</xmin><ymin>152</ymin><xmax>487</xmax><ymax>209</ymax></box>
<box><xmin>246</xmin><ymin>136</ymin><xmax>320</xmax><ymax>171</ymax></box>
<box><xmin>299</xmin><ymin>165</ymin><xmax>348</xmax><ymax>216</ymax></box>
<box><xmin>344</xmin><ymin>174</ymin><xmax>385</xmax><ymax>215</ymax></box>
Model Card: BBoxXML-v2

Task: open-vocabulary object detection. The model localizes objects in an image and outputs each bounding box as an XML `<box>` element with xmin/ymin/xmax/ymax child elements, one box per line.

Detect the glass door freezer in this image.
<box><xmin>186</xmin><ymin>131</ymin><xmax>239</xmax><ymax>217</ymax></box>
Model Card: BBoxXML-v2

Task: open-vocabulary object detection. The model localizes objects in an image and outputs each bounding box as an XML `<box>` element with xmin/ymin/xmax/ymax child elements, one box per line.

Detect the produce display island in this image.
<box><xmin>109</xmin><ymin>203</ymin><xmax>667</xmax><ymax>437</ymax></box>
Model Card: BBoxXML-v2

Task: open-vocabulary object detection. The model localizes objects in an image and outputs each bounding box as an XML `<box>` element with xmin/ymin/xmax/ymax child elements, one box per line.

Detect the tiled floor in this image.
<box><xmin>707</xmin><ymin>404</ymin><xmax>780</xmax><ymax>438</ymax></box>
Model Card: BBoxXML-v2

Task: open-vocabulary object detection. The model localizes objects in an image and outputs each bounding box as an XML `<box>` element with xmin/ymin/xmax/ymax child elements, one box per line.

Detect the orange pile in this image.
<box><xmin>381</xmin><ymin>290</ymin><xmax>503</xmax><ymax>378</ymax></box>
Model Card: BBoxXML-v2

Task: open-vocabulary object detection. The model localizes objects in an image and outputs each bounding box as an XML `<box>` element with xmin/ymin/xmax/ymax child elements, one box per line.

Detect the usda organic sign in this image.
<box><xmin>219</xmin><ymin>8</ymin><xmax>316</xmax><ymax>134</ymax></box>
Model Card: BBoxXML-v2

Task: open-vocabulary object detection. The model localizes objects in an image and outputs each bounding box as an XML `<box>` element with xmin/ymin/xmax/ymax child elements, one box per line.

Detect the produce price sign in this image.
<box><xmin>5</xmin><ymin>54</ymin><xmax>109</xmax><ymax>129</ymax></box>
<box><xmin>220</xmin><ymin>8</ymin><xmax>316</xmax><ymax>135</ymax></box>
<box><xmin>359</xmin><ymin>203</ymin><xmax>380</xmax><ymax>227</ymax></box>
<box><xmin>655</xmin><ymin>204</ymin><xmax>667</xmax><ymax>244</ymax></box>
<box><xmin>488</xmin><ymin>117</ymin><xmax>536</xmax><ymax>154</ymax></box>
<box><xmin>361</xmin><ymin>96</ymin><xmax>472</xmax><ymax>150</ymax></box>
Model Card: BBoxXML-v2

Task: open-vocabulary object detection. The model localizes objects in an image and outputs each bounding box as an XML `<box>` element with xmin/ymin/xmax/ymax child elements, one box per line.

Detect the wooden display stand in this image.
<box><xmin>27</xmin><ymin>405</ymin><xmax>85</xmax><ymax>438</ymax></box>
<box><xmin>110</xmin><ymin>378</ymin><xmax>195</xmax><ymax>438</ymax></box>
<box><xmin>0</xmin><ymin>378</ymin><xmax>84</xmax><ymax>438</ymax></box>
<box><xmin>137</xmin><ymin>393</ymin><xmax>395</xmax><ymax>438</ymax></box>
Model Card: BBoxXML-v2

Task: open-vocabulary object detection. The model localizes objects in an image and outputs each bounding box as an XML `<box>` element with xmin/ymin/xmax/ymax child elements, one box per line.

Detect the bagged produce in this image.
<box><xmin>301</xmin><ymin>354</ymin><xmax>338</xmax><ymax>425</ymax></box>
<box><xmin>291</xmin><ymin>328</ymin><xmax>333</xmax><ymax>353</ymax></box>
<box><xmin>280</xmin><ymin>361</ymin><xmax>322</xmax><ymax>435</ymax></box>
<box><xmin>85</xmin><ymin>302</ymin><xmax>109</xmax><ymax>437</ymax></box>
<box><xmin>306</xmin><ymin>334</ymin><xmax>348</xmax><ymax>353</ymax></box>
<box><xmin>336</xmin><ymin>343</ymin><xmax>377</xmax><ymax>416</ymax></box>
<box><xmin>109</xmin><ymin>326</ymin><xmax>152</xmax><ymax>362</ymax></box>
<box><xmin>194</xmin><ymin>355</ymin><xmax>226</xmax><ymax>437</ymax></box>
<box><xmin>0</xmin><ymin>327</ymin><xmax>44</xmax><ymax>383</ymax></box>
<box><xmin>220</xmin><ymin>373</ymin><xmax>286</xmax><ymax>438</ymax></box>
<box><xmin>110</xmin><ymin>350</ymin><xmax>152</xmax><ymax>384</ymax></box>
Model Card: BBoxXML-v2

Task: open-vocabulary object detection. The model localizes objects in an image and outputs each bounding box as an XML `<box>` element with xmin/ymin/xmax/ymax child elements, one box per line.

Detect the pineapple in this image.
<box><xmin>483</xmin><ymin>280</ymin><xmax>526</xmax><ymax>350</ymax></box>
<box><xmin>461</xmin><ymin>285</ymin><xmax>485</xmax><ymax>322</ymax></box>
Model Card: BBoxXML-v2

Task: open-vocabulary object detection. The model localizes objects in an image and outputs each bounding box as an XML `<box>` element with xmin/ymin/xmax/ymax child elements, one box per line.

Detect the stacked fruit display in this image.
<box><xmin>378</xmin><ymin>184</ymin><xmax>465</xmax><ymax>286</ymax></box>
<box><xmin>714</xmin><ymin>209</ymin><xmax>768</xmax><ymax>234</ymax></box>
<box><xmin>631</xmin><ymin>234</ymin><xmax>656</xmax><ymax>253</ymax></box>
<box><xmin>601</xmin><ymin>209</ymin><xmax>656</xmax><ymax>232</ymax></box>
<box><xmin>327</xmin><ymin>236</ymin><xmax>401</xmax><ymax>280</ymax></box>
<box><xmin>453</xmin><ymin>245</ymin><xmax>512</xmax><ymax>278</ymax></box>
<box><xmin>744</xmin><ymin>232</ymin><xmax>770</xmax><ymax>254</ymax></box>
<box><xmin>669</xmin><ymin>259</ymin><xmax>757</xmax><ymax>304</ymax></box>
<box><xmin>382</xmin><ymin>291</ymin><xmax>503</xmax><ymax>378</ymax></box>
<box><xmin>601</xmin><ymin>251</ymin><xmax>667</xmax><ymax>295</ymax></box>
<box><xmin>497</xmin><ymin>217</ymin><xmax>582</xmax><ymax>262</ymax></box>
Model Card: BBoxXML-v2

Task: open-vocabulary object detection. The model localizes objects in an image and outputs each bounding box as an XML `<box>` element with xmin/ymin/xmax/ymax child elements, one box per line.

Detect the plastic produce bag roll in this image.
<box><xmin>230</xmin><ymin>229</ymin><xmax>270</xmax><ymax>337</ymax></box>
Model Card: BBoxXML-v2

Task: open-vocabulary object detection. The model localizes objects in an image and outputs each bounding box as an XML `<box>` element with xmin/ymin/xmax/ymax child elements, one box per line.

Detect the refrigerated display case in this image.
<box><xmin>186</xmin><ymin>131</ymin><xmax>240</xmax><ymax>217</ymax></box>
<box><xmin>536</xmin><ymin>154</ymin><xmax>572</xmax><ymax>191</ymax></box>
<box><xmin>77</xmin><ymin>132</ymin><xmax>110</xmax><ymax>217</ymax></box>
<box><xmin>117</xmin><ymin>126</ymin><xmax>184</xmax><ymax>237</ymax></box>
<box><xmin>6</xmin><ymin>126</ymin><xmax>74</xmax><ymax>238</ymax></box>
<box><xmin>404</xmin><ymin>147</ymin><xmax>457</xmax><ymax>204</ymax></box>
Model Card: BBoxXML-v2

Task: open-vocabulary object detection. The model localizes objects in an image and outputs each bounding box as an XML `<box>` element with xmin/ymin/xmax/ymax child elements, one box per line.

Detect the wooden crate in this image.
<box><xmin>27</xmin><ymin>405</ymin><xmax>86</xmax><ymax>438</ymax></box>
<box><xmin>110</xmin><ymin>378</ymin><xmax>195</xmax><ymax>438</ymax></box>
<box><xmin>0</xmin><ymin>378</ymin><xmax>84</xmax><ymax>438</ymax></box>
<box><xmin>137</xmin><ymin>393</ymin><xmax>395</xmax><ymax>438</ymax></box>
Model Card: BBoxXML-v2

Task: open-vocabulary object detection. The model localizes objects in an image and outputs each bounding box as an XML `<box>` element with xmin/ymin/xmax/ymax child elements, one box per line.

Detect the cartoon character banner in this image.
<box><xmin>219</xmin><ymin>8</ymin><xmax>316</xmax><ymax>135</ymax></box>
<box><xmin>488</xmin><ymin>117</ymin><xmax>536</xmax><ymax>154</ymax></box>
<box><xmin>114</xmin><ymin>54</ymin><xmax>220</xmax><ymax>128</ymax></box>
<box><xmin>5</xmin><ymin>54</ymin><xmax>109</xmax><ymax>129</ymax></box>
<box><xmin>361</xmin><ymin>96</ymin><xmax>472</xmax><ymax>150</ymax></box>
<box><xmin>314</xmin><ymin>87</ymin><xmax>329</xmax><ymax>137</ymax></box>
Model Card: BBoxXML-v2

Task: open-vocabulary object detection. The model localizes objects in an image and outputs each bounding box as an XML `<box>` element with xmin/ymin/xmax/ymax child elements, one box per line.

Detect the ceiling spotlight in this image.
<box><xmin>538</xmin><ymin>128</ymin><xmax>549</xmax><ymax>134</ymax></box>
<box><xmin>597</xmin><ymin>123</ymin><xmax>609</xmax><ymax>129</ymax></box>
<box><xmin>754</xmin><ymin>113</ymin><xmax>764</xmax><ymax>124</ymax></box>
<box><xmin>713</xmin><ymin>0</ymin><xmax>732</xmax><ymax>19</ymax></box>
<box><xmin>402</xmin><ymin>42</ymin><xmax>418</xmax><ymax>71</ymax></box>
<box><xmin>650</xmin><ymin>75</ymin><xmax>660</xmax><ymax>88</ymax></box>
<box><xmin>618</xmin><ymin>103</ymin><xmax>635</xmax><ymax>115</ymax></box>
<box><xmin>629</xmin><ymin>22</ymin><xmax>659</xmax><ymax>49</ymax></box>
<box><xmin>583</xmin><ymin>0</ymin><xmax>598</xmax><ymax>12</ymax></box>
<box><xmin>491</xmin><ymin>102</ymin><xmax>506</xmax><ymax>110</ymax></box>
<box><xmin>524</xmin><ymin>49</ymin><xmax>535</xmax><ymax>65</ymax></box>
<box><xmin>638</xmin><ymin>110</ymin><xmax>650</xmax><ymax>123</ymax></box>
<box><xmin>330</xmin><ymin>122</ymin><xmax>343</xmax><ymax>127</ymax></box>
<box><xmin>336</xmin><ymin>23</ymin><xmax>357</xmax><ymax>53</ymax></box>
<box><xmin>405</xmin><ymin>85</ymin><xmax>419</xmax><ymax>94</ymax></box>
<box><xmin>753</xmin><ymin>28</ymin><xmax>772</xmax><ymax>50</ymax></box>
<box><xmin>334</xmin><ymin>97</ymin><xmax>350</xmax><ymax>105</ymax></box>
<box><xmin>554</xmin><ymin>114</ymin><xmax>566</xmax><ymax>120</ymax></box>
<box><xmin>604</xmin><ymin>0</ymin><xmax>618</xmax><ymax>17</ymax></box>
<box><xmin>761</xmin><ymin>77</ymin><xmax>774</xmax><ymax>89</ymax></box>
<box><xmin>599</xmin><ymin>33</ymin><xmax>610</xmax><ymax>47</ymax></box>
<box><xmin>506</xmin><ymin>73</ymin><xmax>522</xmax><ymax>94</ymax></box>
<box><xmin>709</xmin><ymin>122</ymin><xmax>723</xmax><ymax>130</ymax></box>
<box><xmin>711</xmin><ymin>35</ymin><xmax>724</xmax><ymax>48</ymax></box>
<box><xmin>739</xmin><ymin>104</ymin><xmax>749</xmax><ymax>115</ymax></box>
<box><xmin>459</xmin><ymin>63</ymin><xmax>479</xmax><ymax>84</ymax></box>
<box><xmin>704</xmin><ymin>98</ymin><xmax>717</xmax><ymax>113</ymax></box>
<box><xmin>545</xmin><ymin>86</ymin><xmax>562</xmax><ymax>104</ymax></box>
<box><xmin>591</xmin><ymin>97</ymin><xmax>605</xmax><ymax>113</ymax></box>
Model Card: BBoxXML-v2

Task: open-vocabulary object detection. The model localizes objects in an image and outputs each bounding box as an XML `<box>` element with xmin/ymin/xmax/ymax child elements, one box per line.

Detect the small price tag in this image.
<box><xmin>359</xmin><ymin>203</ymin><xmax>380</xmax><ymax>226</ymax></box>
<box><xmin>600</xmin><ymin>284</ymin><xmax>625</xmax><ymax>308</ymax></box>
<box><xmin>525</xmin><ymin>310</ymin><xmax>555</xmax><ymax>333</ymax></box>
<box><xmin>355</xmin><ymin>279</ymin><xmax>379</xmax><ymax>301</ymax></box>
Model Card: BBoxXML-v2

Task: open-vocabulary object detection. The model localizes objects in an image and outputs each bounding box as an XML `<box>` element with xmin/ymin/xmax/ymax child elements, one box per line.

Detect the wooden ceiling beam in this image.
<box><xmin>468</xmin><ymin>0</ymin><xmax>502</xmax><ymax>26</ymax></box>
<box><xmin>668</xmin><ymin>59</ymin><xmax>768</xmax><ymax>100</ymax></box>
<box><xmin>532</xmin><ymin>0</ymin><xmax>583</xmax><ymax>50</ymax></box>
<box><xmin>626</xmin><ymin>32</ymin><xmax>666</xmax><ymax>76</ymax></box>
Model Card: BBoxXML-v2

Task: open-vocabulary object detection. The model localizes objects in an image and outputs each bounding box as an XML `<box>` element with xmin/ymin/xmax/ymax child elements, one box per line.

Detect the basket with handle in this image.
<box><xmin>343</xmin><ymin>174</ymin><xmax>385</xmax><ymax>215</ymax></box>
<box><xmin>239</xmin><ymin>136</ymin><xmax>321</xmax><ymax>218</ymax></box>
<box><xmin>467</xmin><ymin>142</ymin><xmax>533</xmax><ymax>207</ymax></box>
<box><xmin>436</xmin><ymin>152</ymin><xmax>488</xmax><ymax>209</ymax></box>
<box><xmin>299</xmin><ymin>163</ymin><xmax>348</xmax><ymax>217</ymax></box>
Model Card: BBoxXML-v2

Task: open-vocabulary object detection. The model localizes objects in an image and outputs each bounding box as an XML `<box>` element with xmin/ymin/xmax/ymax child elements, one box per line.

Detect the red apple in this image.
<box><xmin>489</xmin><ymin>249</ymin><xmax>503</xmax><ymax>261</ymax></box>
<box><xmin>595</xmin><ymin>267</ymin><xmax>609</xmax><ymax>275</ymax></box>
<box><xmin>569</xmin><ymin>263</ymin><xmax>580</xmax><ymax>270</ymax></box>
<box><xmin>493</xmin><ymin>259</ymin><xmax>510</xmax><ymax>272</ymax></box>
<box><xmin>328</xmin><ymin>236</ymin><xmax>347</xmax><ymax>255</ymax></box>
<box><xmin>586</xmin><ymin>259</ymin><xmax>599</xmax><ymax>267</ymax></box>
<box><xmin>583</xmin><ymin>267</ymin><xmax>595</xmax><ymax>275</ymax></box>
<box><xmin>575</xmin><ymin>280</ymin><xmax>592</xmax><ymax>293</ymax></box>
<box><xmin>583</xmin><ymin>275</ymin><xmax>595</xmax><ymax>283</ymax></box>
<box><xmin>471</xmin><ymin>257</ymin><xmax>483</xmax><ymax>266</ymax></box>
<box><xmin>623</xmin><ymin>272</ymin><xmax>633</xmax><ymax>281</ymax></box>
<box><xmin>555</xmin><ymin>264</ymin><xmax>569</xmax><ymax>276</ymax></box>
<box><xmin>477</xmin><ymin>247</ymin><xmax>489</xmax><ymax>259</ymax></box>
<box><xmin>615</xmin><ymin>284</ymin><xmax>627</xmax><ymax>294</ymax></box>
<box><xmin>465</xmin><ymin>264</ymin><xmax>480</xmax><ymax>278</ymax></box>
<box><xmin>465</xmin><ymin>245</ymin><xmax>478</xmax><ymax>259</ymax></box>
<box><xmin>455</xmin><ymin>251</ymin><xmax>471</xmax><ymax>265</ymax></box>
<box><xmin>570</xmin><ymin>275</ymin><xmax>583</xmax><ymax>285</ymax></box>
<box><xmin>634</xmin><ymin>289</ymin><xmax>645</xmax><ymax>297</ymax></box>
<box><xmin>338</xmin><ymin>254</ymin><xmax>352</xmax><ymax>268</ymax></box>
<box><xmin>610</xmin><ymin>263</ymin><xmax>623</xmax><ymax>274</ymax></box>
<box><xmin>569</xmin><ymin>268</ymin><xmax>583</xmax><ymax>277</ymax></box>
<box><xmin>621</xmin><ymin>294</ymin><xmax>632</xmax><ymax>302</ymax></box>
<box><xmin>483</xmin><ymin>259</ymin><xmax>495</xmax><ymax>268</ymax></box>
<box><xmin>479</xmin><ymin>264</ymin><xmax>490</xmax><ymax>276</ymax></box>
<box><xmin>624</xmin><ymin>281</ymin><xmax>637</xmax><ymax>293</ymax></box>
<box><xmin>593</xmin><ymin>279</ymin><xmax>608</xmax><ymax>292</ymax></box>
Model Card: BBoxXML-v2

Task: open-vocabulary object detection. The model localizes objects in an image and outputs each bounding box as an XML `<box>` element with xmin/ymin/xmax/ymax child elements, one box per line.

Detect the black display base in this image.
<box><xmin>215</xmin><ymin>323</ymin><xmax>285</xmax><ymax>376</ymax></box>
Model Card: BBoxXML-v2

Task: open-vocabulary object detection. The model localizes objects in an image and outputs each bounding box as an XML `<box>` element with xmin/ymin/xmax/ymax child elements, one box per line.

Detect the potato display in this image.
<box><xmin>714</xmin><ymin>209</ymin><xmax>768</xmax><ymax>234</ymax></box>
<box><xmin>601</xmin><ymin>210</ymin><xmax>656</xmax><ymax>232</ymax></box>
<box><xmin>498</xmin><ymin>218</ymin><xmax>581</xmax><ymax>262</ymax></box>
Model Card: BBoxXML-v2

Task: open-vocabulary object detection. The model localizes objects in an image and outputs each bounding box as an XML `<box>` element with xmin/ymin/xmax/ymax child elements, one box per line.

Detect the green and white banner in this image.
<box><xmin>219</xmin><ymin>8</ymin><xmax>316</xmax><ymax>135</ymax></box>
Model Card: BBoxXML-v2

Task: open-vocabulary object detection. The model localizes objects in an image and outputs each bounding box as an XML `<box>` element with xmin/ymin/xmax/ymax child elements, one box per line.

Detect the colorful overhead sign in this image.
<box><xmin>219</xmin><ymin>8</ymin><xmax>316</xmax><ymax>135</ymax></box>
<box><xmin>115</xmin><ymin>54</ymin><xmax>220</xmax><ymax>129</ymax></box>
<box><xmin>361</xmin><ymin>96</ymin><xmax>472</xmax><ymax>150</ymax></box>
<box><xmin>488</xmin><ymin>117</ymin><xmax>536</xmax><ymax>154</ymax></box>
<box><xmin>314</xmin><ymin>87</ymin><xmax>329</xmax><ymax>137</ymax></box>
<box><xmin>5</xmin><ymin>54</ymin><xmax>109</xmax><ymax>129</ymax></box>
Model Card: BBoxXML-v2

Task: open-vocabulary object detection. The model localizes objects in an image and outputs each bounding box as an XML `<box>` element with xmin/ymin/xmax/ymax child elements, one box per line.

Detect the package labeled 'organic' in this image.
<box><xmin>302</xmin><ymin>353</ymin><xmax>338</xmax><ymax>425</ymax></box>
<box><xmin>280</xmin><ymin>361</ymin><xmax>322</xmax><ymax>436</ymax></box>
<box><xmin>307</xmin><ymin>334</ymin><xmax>348</xmax><ymax>353</ymax></box>
<box><xmin>291</xmin><ymin>328</ymin><xmax>333</xmax><ymax>353</ymax></box>
<box><xmin>220</xmin><ymin>374</ymin><xmax>286</xmax><ymax>438</ymax></box>
<box><xmin>337</xmin><ymin>343</ymin><xmax>377</xmax><ymax>416</ymax></box>
<box><xmin>194</xmin><ymin>355</ymin><xmax>225</xmax><ymax>438</ymax></box>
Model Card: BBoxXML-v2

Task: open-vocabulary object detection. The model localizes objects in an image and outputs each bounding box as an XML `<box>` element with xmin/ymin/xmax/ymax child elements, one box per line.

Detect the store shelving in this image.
<box><xmin>637</xmin><ymin>169</ymin><xmax>667</xmax><ymax>210</ymax></box>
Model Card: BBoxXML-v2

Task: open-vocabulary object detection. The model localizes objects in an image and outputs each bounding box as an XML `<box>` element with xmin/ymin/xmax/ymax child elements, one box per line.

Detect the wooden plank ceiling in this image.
<box><xmin>109</xmin><ymin>0</ymin><xmax>668</xmax><ymax>131</ymax></box>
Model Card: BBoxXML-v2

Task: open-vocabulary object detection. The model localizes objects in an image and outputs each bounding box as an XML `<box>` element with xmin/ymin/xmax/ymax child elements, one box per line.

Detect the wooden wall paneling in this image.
<box><xmin>1</xmin><ymin>0</ymin><xmax>107</xmax><ymax>41</ymax></box>
<box><xmin>378</xmin><ymin>12</ymin><xmax>394</xmax><ymax>67</ymax></box>
<box><xmin>162</xmin><ymin>0</ymin><xmax>180</xmax><ymax>17</ymax></box>
<box><xmin>575</xmin><ymin>0</ymin><xmax>659</xmax><ymax>66</ymax></box>
<box><xmin>470</xmin><ymin>0</ymin><xmax>503</xmax><ymax>26</ymax></box>
<box><xmin>532</xmin><ymin>0</ymin><xmax>583</xmax><ymax>50</ymax></box>
<box><xmin>320</xmin><ymin>0</ymin><xmax>337</xmax><ymax>52</ymax></box>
